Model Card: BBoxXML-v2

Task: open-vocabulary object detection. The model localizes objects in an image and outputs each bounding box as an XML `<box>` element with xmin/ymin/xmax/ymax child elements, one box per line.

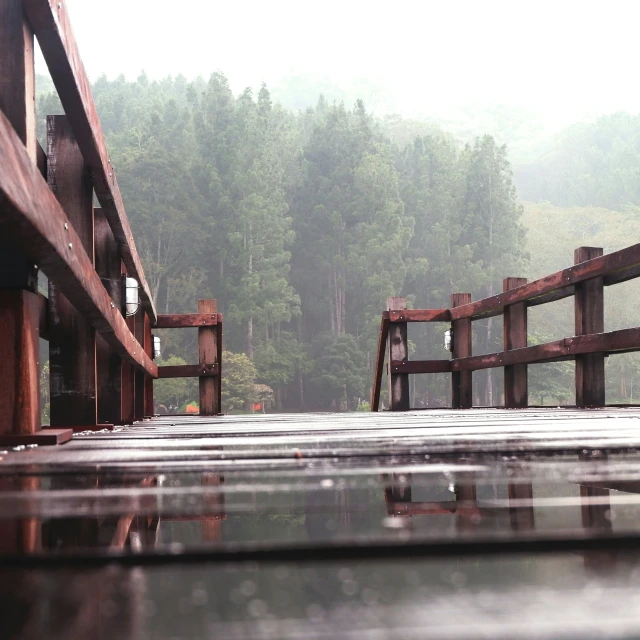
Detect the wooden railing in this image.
<box><xmin>371</xmin><ymin>245</ymin><xmax>640</xmax><ymax>411</ymax></box>
<box><xmin>156</xmin><ymin>301</ymin><xmax>223</xmax><ymax>416</ymax></box>
<box><xmin>0</xmin><ymin>1</ymin><xmax>221</xmax><ymax>444</ymax></box>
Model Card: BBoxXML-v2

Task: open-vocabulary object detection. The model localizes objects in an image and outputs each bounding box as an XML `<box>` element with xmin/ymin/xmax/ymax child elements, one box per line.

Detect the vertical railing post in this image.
<box><xmin>134</xmin><ymin>309</ymin><xmax>145</xmax><ymax>421</ymax></box>
<box><xmin>0</xmin><ymin>1</ymin><xmax>40</xmax><ymax>436</ymax></box>
<box><xmin>451</xmin><ymin>293</ymin><xmax>472</xmax><ymax>409</ymax></box>
<box><xmin>199</xmin><ymin>299</ymin><xmax>219</xmax><ymax>415</ymax></box>
<box><xmin>47</xmin><ymin>115</ymin><xmax>97</xmax><ymax>428</ymax></box>
<box><xmin>574</xmin><ymin>247</ymin><xmax>605</xmax><ymax>407</ymax></box>
<box><xmin>121</xmin><ymin>263</ymin><xmax>135</xmax><ymax>423</ymax></box>
<box><xmin>387</xmin><ymin>297</ymin><xmax>410</xmax><ymax>411</ymax></box>
<box><xmin>144</xmin><ymin>312</ymin><xmax>154</xmax><ymax>417</ymax></box>
<box><xmin>503</xmin><ymin>277</ymin><xmax>528</xmax><ymax>408</ymax></box>
<box><xmin>95</xmin><ymin>207</ymin><xmax>123</xmax><ymax>425</ymax></box>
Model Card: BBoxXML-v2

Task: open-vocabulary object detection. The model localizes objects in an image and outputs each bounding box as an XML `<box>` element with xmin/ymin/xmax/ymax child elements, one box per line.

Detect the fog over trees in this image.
<box><xmin>36</xmin><ymin>65</ymin><xmax>640</xmax><ymax>411</ymax></box>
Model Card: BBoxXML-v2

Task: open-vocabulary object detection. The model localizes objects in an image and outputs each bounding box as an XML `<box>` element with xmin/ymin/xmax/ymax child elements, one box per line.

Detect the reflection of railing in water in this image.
<box><xmin>372</xmin><ymin>245</ymin><xmax>640</xmax><ymax>410</ymax></box>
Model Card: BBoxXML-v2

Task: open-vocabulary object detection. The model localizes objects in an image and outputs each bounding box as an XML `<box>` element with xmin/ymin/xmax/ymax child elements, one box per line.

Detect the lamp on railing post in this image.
<box><xmin>152</xmin><ymin>335</ymin><xmax>161</xmax><ymax>360</ymax></box>
<box><xmin>444</xmin><ymin>328</ymin><xmax>454</xmax><ymax>352</ymax></box>
<box><xmin>122</xmin><ymin>276</ymin><xmax>140</xmax><ymax>317</ymax></box>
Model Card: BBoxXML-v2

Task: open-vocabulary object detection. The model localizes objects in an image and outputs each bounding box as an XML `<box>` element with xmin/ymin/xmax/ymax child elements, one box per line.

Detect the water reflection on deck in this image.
<box><xmin>3</xmin><ymin>409</ymin><xmax>640</xmax><ymax>638</ymax></box>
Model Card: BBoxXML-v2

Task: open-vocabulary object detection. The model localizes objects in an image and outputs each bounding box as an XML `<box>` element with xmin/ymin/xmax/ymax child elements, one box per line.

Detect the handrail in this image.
<box><xmin>0</xmin><ymin>108</ymin><xmax>156</xmax><ymax>377</ymax></box>
<box><xmin>23</xmin><ymin>0</ymin><xmax>157</xmax><ymax>322</ymax></box>
<box><xmin>373</xmin><ymin>244</ymin><xmax>640</xmax><ymax>411</ymax></box>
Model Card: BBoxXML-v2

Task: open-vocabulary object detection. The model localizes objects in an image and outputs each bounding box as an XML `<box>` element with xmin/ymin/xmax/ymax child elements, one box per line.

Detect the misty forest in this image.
<box><xmin>37</xmin><ymin>72</ymin><xmax>640</xmax><ymax>413</ymax></box>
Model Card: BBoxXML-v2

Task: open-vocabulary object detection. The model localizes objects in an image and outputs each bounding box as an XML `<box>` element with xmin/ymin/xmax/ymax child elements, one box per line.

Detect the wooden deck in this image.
<box><xmin>4</xmin><ymin>408</ymin><xmax>640</xmax><ymax>638</ymax></box>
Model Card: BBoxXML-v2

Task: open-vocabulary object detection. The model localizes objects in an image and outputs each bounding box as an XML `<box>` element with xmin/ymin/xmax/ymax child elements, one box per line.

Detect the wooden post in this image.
<box><xmin>503</xmin><ymin>277</ymin><xmax>528</xmax><ymax>408</ymax></box>
<box><xmin>199</xmin><ymin>299</ymin><xmax>219</xmax><ymax>415</ymax></box>
<box><xmin>144</xmin><ymin>312</ymin><xmax>154</xmax><ymax>417</ymax></box>
<box><xmin>387</xmin><ymin>297</ymin><xmax>410</xmax><ymax>411</ymax></box>
<box><xmin>94</xmin><ymin>208</ymin><xmax>122</xmax><ymax>425</ymax></box>
<box><xmin>121</xmin><ymin>263</ymin><xmax>135</xmax><ymax>423</ymax></box>
<box><xmin>134</xmin><ymin>309</ymin><xmax>145</xmax><ymax>421</ymax></box>
<box><xmin>574</xmin><ymin>247</ymin><xmax>605</xmax><ymax>407</ymax></box>
<box><xmin>0</xmin><ymin>1</ymin><xmax>40</xmax><ymax>436</ymax></box>
<box><xmin>451</xmin><ymin>293</ymin><xmax>472</xmax><ymax>409</ymax></box>
<box><xmin>47</xmin><ymin>115</ymin><xmax>97</xmax><ymax>428</ymax></box>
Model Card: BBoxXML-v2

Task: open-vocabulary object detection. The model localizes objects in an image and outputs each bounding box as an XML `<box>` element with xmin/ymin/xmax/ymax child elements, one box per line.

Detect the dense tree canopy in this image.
<box><xmin>37</xmin><ymin>71</ymin><xmax>573</xmax><ymax>411</ymax></box>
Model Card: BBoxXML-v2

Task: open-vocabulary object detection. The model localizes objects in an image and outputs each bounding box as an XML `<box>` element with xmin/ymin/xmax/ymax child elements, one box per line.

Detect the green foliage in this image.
<box><xmin>221</xmin><ymin>351</ymin><xmax>259</xmax><ymax>413</ymax></box>
<box><xmin>154</xmin><ymin>356</ymin><xmax>197</xmax><ymax>409</ymax></box>
<box><xmin>35</xmin><ymin>72</ymin><xmax>539</xmax><ymax>411</ymax></box>
<box><xmin>308</xmin><ymin>332</ymin><xmax>369</xmax><ymax>411</ymax></box>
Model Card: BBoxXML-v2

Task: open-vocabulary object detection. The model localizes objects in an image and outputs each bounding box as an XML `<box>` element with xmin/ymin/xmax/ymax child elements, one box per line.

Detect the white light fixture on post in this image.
<box><xmin>122</xmin><ymin>276</ymin><xmax>140</xmax><ymax>317</ymax></box>
<box><xmin>152</xmin><ymin>335</ymin><xmax>161</xmax><ymax>360</ymax></box>
<box><xmin>443</xmin><ymin>328</ymin><xmax>453</xmax><ymax>352</ymax></box>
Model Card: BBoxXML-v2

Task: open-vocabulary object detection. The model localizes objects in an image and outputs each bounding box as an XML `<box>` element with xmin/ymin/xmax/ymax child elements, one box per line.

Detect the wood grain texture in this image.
<box><xmin>503</xmin><ymin>277</ymin><xmax>528</xmax><ymax>409</ymax></box>
<box><xmin>198</xmin><ymin>300</ymin><xmax>219</xmax><ymax>415</ymax></box>
<box><xmin>47</xmin><ymin>115</ymin><xmax>97</xmax><ymax>428</ymax></box>
<box><xmin>574</xmin><ymin>247</ymin><xmax>605</xmax><ymax>407</ymax></box>
<box><xmin>390</xmin><ymin>360</ymin><xmax>451</xmax><ymax>374</ymax></box>
<box><xmin>449</xmin><ymin>243</ymin><xmax>640</xmax><ymax>321</ymax></box>
<box><xmin>0</xmin><ymin>290</ymin><xmax>41</xmax><ymax>435</ymax></box>
<box><xmin>387</xmin><ymin>309</ymin><xmax>451</xmax><ymax>323</ymax></box>
<box><xmin>22</xmin><ymin>0</ymin><xmax>156</xmax><ymax>321</ymax></box>
<box><xmin>94</xmin><ymin>208</ymin><xmax>122</xmax><ymax>425</ymax></box>
<box><xmin>387</xmin><ymin>297</ymin><xmax>410</xmax><ymax>411</ymax></box>
<box><xmin>0</xmin><ymin>108</ymin><xmax>157</xmax><ymax>377</ymax></box>
<box><xmin>451</xmin><ymin>293</ymin><xmax>472</xmax><ymax>409</ymax></box>
<box><xmin>0</xmin><ymin>2</ymin><xmax>40</xmax><ymax>435</ymax></box>
<box><xmin>155</xmin><ymin>314</ymin><xmax>219</xmax><ymax>328</ymax></box>
<box><xmin>158</xmin><ymin>363</ymin><xmax>219</xmax><ymax>379</ymax></box>
<box><xmin>144</xmin><ymin>313</ymin><xmax>154</xmax><ymax>416</ymax></box>
<box><xmin>370</xmin><ymin>315</ymin><xmax>389</xmax><ymax>411</ymax></box>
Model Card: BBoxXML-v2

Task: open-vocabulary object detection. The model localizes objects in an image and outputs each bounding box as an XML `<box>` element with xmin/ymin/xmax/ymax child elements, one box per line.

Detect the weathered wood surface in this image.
<box><xmin>158</xmin><ymin>364</ymin><xmax>219</xmax><ymax>379</ymax></box>
<box><xmin>0</xmin><ymin>428</ymin><xmax>72</xmax><ymax>446</ymax></box>
<box><xmin>451</xmin><ymin>293</ymin><xmax>472</xmax><ymax>409</ymax></box>
<box><xmin>0</xmin><ymin>108</ymin><xmax>157</xmax><ymax>377</ymax></box>
<box><xmin>94</xmin><ymin>208</ymin><xmax>122</xmax><ymax>425</ymax></box>
<box><xmin>155</xmin><ymin>314</ymin><xmax>219</xmax><ymax>328</ymax></box>
<box><xmin>0</xmin><ymin>2</ymin><xmax>40</xmax><ymax>435</ymax></box>
<box><xmin>387</xmin><ymin>297</ymin><xmax>410</xmax><ymax>411</ymax></box>
<box><xmin>390</xmin><ymin>360</ymin><xmax>451</xmax><ymax>374</ymax></box>
<box><xmin>144</xmin><ymin>313</ymin><xmax>154</xmax><ymax>416</ymax></box>
<box><xmin>198</xmin><ymin>300</ymin><xmax>219</xmax><ymax>415</ymax></box>
<box><xmin>22</xmin><ymin>0</ymin><xmax>156</xmax><ymax>321</ymax></box>
<box><xmin>386</xmin><ymin>309</ymin><xmax>451</xmax><ymax>323</ymax></box>
<box><xmin>47</xmin><ymin>115</ymin><xmax>97</xmax><ymax>428</ymax></box>
<box><xmin>449</xmin><ymin>242</ymin><xmax>640</xmax><ymax>321</ymax></box>
<box><xmin>503</xmin><ymin>277</ymin><xmax>528</xmax><ymax>409</ymax></box>
<box><xmin>0</xmin><ymin>290</ymin><xmax>41</xmax><ymax>435</ymax></box>
<box><xmin>370</xmin><ymin>315</ymin><xmax>389</xmax><ymax>411</ymax></box>
<box><xmin>574</xmin><ymin>247</ymin><xmax>605</xmax><ymax>407</ymax></box>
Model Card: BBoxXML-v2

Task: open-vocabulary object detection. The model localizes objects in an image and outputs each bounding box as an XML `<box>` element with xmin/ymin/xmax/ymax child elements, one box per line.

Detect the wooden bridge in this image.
<box><xmin>5</xmin><ymin>1</ymin><xmax>640</xmax><ymax>639</ymax></box>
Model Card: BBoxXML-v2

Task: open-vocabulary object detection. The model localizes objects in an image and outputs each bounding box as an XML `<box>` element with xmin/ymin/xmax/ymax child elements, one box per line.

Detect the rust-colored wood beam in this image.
<box><xmin>155</xmin><ymin>313</ymin><xmax>220</xmax><ymax>328</ymax></box>
<box><xmin>0</xmin><ymin>108</ymin><xmax>157</xmax><ymax>378</ymax></box>
<box><xmin>198</xmin><ymin>300</ymin><xmax>219</xmax><ymax>414</ymax></box>
<box><xmin>94</xmin><ymin>208</ymin><xmax>123</xmax><ymax>425</ymax></box>
<box><xmin>158</xmin><ymin>363</ymin><xmax>219</xmax><ymax>379</ymax></box>
<box><xmin>451</xmin><ymin>293</ymin><xmax>472</xmax><ymax>409</ymax></box>
<box><xmin>386</xmin><ymin>309</ymin><xmax>451</xmax><ymax>323</ymax></box>
<box><xmin>444</xmin><ymin>327</ymin><xmax>640</xmax><ymax>372</ymax></box>
<box><xmin>574</xmin><ymin>247</ymin><xmax>605</xmax><ymax>407</ymax></box>
<box><xmin>503</xmin><ymin>277</ymin><xmax>528</xmax><ymax>408</ymax></box>
<box><xmin>449</xmin><ymin>243</ymin><xmax>640</xmax><ymax>321</ymax></box>
<box><xmin>22</xmin><ymin>0</ymin><xmax>156</xmax><ymax>322</ymax></box>
<box><xmin>47</xmin><ymin>114</ymin><xmax>97</xmax><ymax>428</ymax></box>
<box><xmin>387</xmin><ymin>297</ymin><xmax>410</xmax><ymax>411</ymax></box>
<box><xmin>370</xmin><ymin>315</ymin><xmax>389</xmax><ymax>411</ymax></box>
<box><xmin>0</xmin><ymin>2</ymin><xmax>40</xmax><ymax>436</ymax></box>
<box><xmin>390</xmin><ymin>360</ymin><xmax>452</xmax><ymax>374</ymax></box>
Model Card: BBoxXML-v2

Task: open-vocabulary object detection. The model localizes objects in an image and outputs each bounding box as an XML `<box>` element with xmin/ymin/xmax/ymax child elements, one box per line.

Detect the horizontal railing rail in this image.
<box><xmin>372</xmin><ymin>245</ymin><xmax>640</xmax><ymax>412</ymax></box>
<box><xmin>153</xmin><ymin>302</ymin><xmax>222</xmax><ymax>416</ymax></box>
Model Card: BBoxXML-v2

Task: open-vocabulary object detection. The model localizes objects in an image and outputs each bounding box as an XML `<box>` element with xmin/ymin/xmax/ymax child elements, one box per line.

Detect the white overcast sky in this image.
<box><xmin>38</xmin><ymin>0</ymin><xmax>640</xmax><ymax>122</ymax></box>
